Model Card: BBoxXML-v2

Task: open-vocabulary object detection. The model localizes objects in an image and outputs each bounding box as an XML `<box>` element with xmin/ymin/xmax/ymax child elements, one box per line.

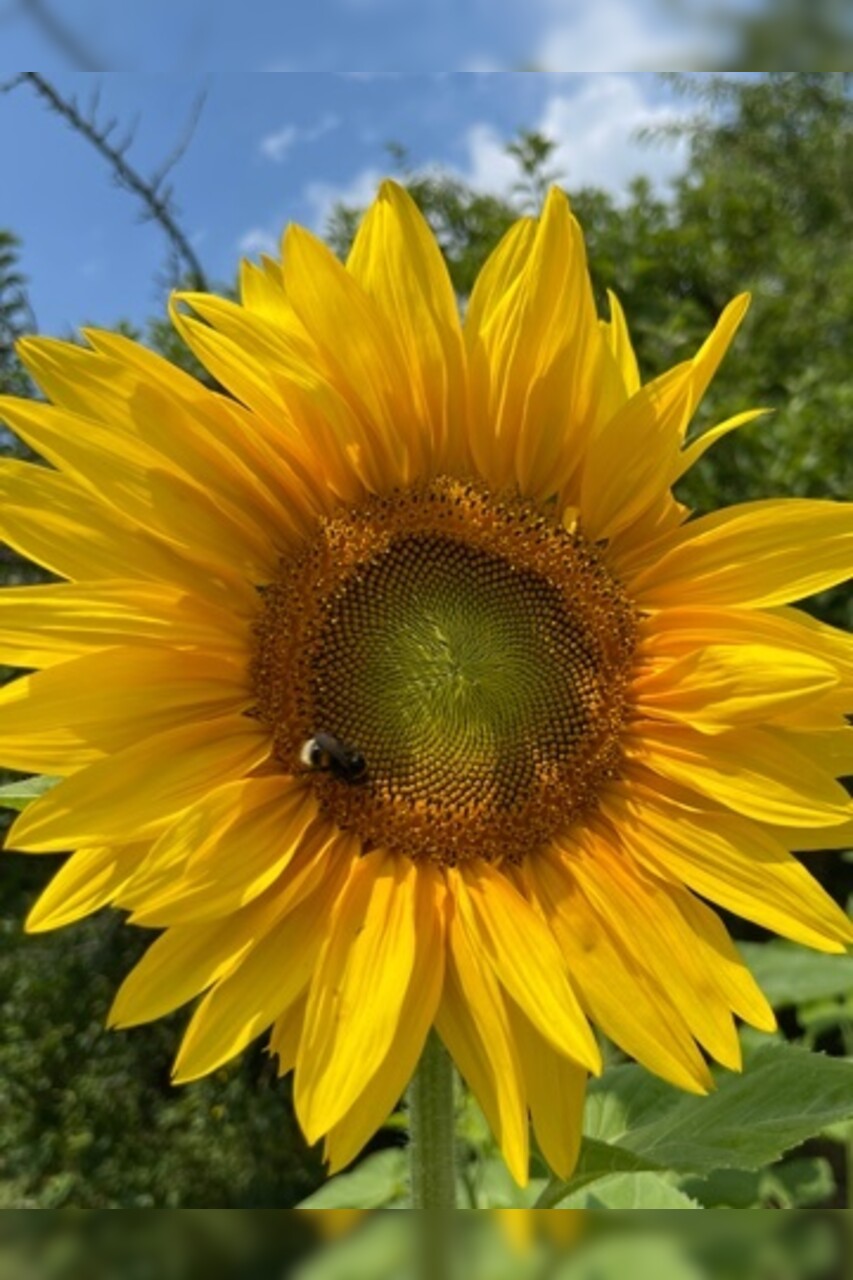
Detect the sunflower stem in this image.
<box><xmin>407</xmin><ymin>1031</ymin><xmax>457</xmax><ymax>1209</ymax></box>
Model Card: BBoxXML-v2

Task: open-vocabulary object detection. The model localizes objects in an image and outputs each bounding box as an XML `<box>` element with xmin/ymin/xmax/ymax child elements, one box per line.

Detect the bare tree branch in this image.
<box><xmin>21</xmin><ymin>0</ymin><xmax>106</xmax><ymax>72</ymax></box>
<box><xmin>150</xmin><ymin>89</ymin><xmax>207</xmax><ymax>190</ymax></box>
<box><xmin>11</xmin><ymin>73</ymin><xmax>209</xmax><ymax>291</ymax></box>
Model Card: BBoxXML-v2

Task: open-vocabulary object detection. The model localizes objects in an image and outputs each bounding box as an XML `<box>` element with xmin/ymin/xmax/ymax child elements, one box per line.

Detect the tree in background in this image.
<box><xmin>0</xmin><ymin>231</ymin><xmax>32</xmax><ymax>403</ymax></box>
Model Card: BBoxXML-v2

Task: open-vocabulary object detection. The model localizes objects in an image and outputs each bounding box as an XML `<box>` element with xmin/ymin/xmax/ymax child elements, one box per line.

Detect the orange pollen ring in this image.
<box><xmin>251</xmin><ymin>478</ymin><xmax>638</xmax><ymax>865</ymax></box>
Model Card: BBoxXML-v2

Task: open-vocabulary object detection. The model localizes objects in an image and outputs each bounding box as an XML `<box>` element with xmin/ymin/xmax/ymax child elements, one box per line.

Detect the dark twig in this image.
<box><xmin>12</xmin><ymin>73</ymin><xmax>209</xmax><ymax>290</ymax></box>
<box><xmin>150</xmin><ymin>89</ymin><xmax>207</xmax><ymax>190</ymax></box>
<box><xmin>20</xmin><ymin>0</ymin><xmax>106</xmax><ymax>71</ymax></box>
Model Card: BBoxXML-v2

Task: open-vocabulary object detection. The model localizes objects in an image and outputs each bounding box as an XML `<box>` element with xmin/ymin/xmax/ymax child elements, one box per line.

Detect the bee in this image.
<box><xmin>299</xmin><ymin>733</ymin><xmax>367</xmax><ymax>784</ymax></box>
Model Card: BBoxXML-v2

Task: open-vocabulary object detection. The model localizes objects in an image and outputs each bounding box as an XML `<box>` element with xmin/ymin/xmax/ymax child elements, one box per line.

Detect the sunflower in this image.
<box><xmin>1</xmin><ymin>183</ymin><xmax>852</xmax><ymax>1189</ymax></box>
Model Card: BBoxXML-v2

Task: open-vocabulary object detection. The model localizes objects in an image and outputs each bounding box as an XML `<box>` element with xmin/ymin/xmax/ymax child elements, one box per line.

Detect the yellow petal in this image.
<box><xmin>465</xmin><ymin>187</ymin><xmax>619</xmax><ymax>500</ymax></box>
<box><xmin>118</xmin><ymin>785</ymin><xmax>320</xmax><ymax>910</ymax></box>
<box><xmin>0</xmin><ymin>648</ymin><xmax>250</xmax><ymax>775</ymax></box>
<box><xmin>0</xmin><ymin>580</ymin><xmax>249</xmax><ymax>670</ymax></box>
<box><xmin>168</xmin><ymin>302</ymin><xmax>290</xmax><ymax>424</ymax></box>
<box><xmin>268</xmin><ymin>994</ymin><xmax>307</xmax><ymax>1077</ymax></box>
<box><xmin>296</xmin><ymin>852</ymin><xmax>422</xmax><ymax>1141</ymax></box>
<box><xmin>580</xmin><ymin>296</ymin><xmax>750</xmax><ymax>541</ymax></box>
<box><xmin>324</xmin><ymin>865</ymin><xmax>447</xmax><ymax>1174</ymax></box>
<box><xmin>643</xmin><ymin>604</ymin><xmax>853</xmax><ymax>673</ymax></box>
<box><xmin>674</xmin><ymin>409</ymin><xmax>770</xmax><ymax>482</ymax></box>
<box><xmin>674</xmin><ymin>890</ymin><xmax>776</xmax><ymax>1033</ymax></box>
<box><xmin>434</xmin><ymin>899</ymin><xmax>529</xmax><ymax>1186</ymax></box>
<box><xmin>7</xmin><ymin>714</ymin><xmax>270</xmax><ymax>852</ymax></box>
<box><xmin>464</xmin><ymin>216</ymin><xmax>536</xmax><ymax>339</ymax></box>
<box><xmin>173</xmin><ymin>299</ymin><xmax>380</xmax><ymax>503</ymax></box>
<box><xmin>0</xmin><ymin>396</ymin><xmax>276</xmax><ymax>583</ymax></box>
<box><xmin>126</xmin><ymin>778</ymin><xmax>319</xmax><ymax>925</ymax></box>
<box><xmin>172</xmin><ymin>858</ymin><xmax>353</xmax><ymax>1083</ymax></box>
<box><xmin>108</xmin><ymin>885</ymin><xmax>297</xmax><ymax>1028</ymax></box>
<box><xmin>625</xmin><ymin>499</ymin><xmax>853</xmax><ymax>609</ymax></box>
<box><xmin>239</xmin><ymin>256</ymin><xmax>290</xmax><ymax>323</ymax></box>
<box><xmin>17</xmin><ymin>336</ymin><xmax>136</xmax><ymax>421</ymax></box>
<box><xmin>772</xmin><ymin>607</ymin><xmax>853</xmax><ymax>679</ymax></box>
<box><xmin>686</xmin><ymin>294</ymin><xmax>751</xmax><ymax>430</ymax></box>
<box><xmin>580</xmin><ymin>363</ymin><xmax>692</xmax><ymax>541</ymax></box>
<box><xmin>26</xmin><ymin>844</ymin><xmax>149</xmax><ymax>932</ymax></box>
<box><xmin>631</xmin><ymin>725</ymin><xmax>853</xmax><ymax>828</ymax></box>
<box><xmin>283</xmin><ymin>223</ymin><xmax>423</xmax><ymax>487</ymax></box>
<box><xmin>452</xmin><ymin>861</ymin><xmax>601</xmax><ymax>1074</ymax></box>
<box><xmin>527</xmin><ymin>850</ymin><xmax>713</xmax><ymax>1093</ymax></box>
<box><xmin>635</xmin><ymin>643</ymin><xmax>839</xmax><ymax>734</ymax></box>
<box><xmin>600</xmin><ymin>289</ymin><xmax>640</xmax><ymax>398</ymax></box>
<box><xmin>505</xmin><ymin>999</ymin><xmax>586</xmax><ymax>1180</ymax></box>
<box><xmin>347</xmin><ymin>181</ymin><xmax>467</xmax><ymax>470</ymax></box>
<box><xmin>165</xmin><ymin>297</ymin><xmax>370</xmax><ymax>505</ymax></box>
<box><xmin>0</xmin><ymin>459</ymin><xmax>240</xmax><ymax>605</ymax></box>
<box><xmin>569</xmin><ymin>848</ymin><xmax>742</xmax><ymax>1071</ymax></box>
<box><xmin>641</xmin><ymin>608</ymin><xmax>853</xmax><ymax>733</ymax></box>
<box><xmin>613</xmin><ymin>785</ymin><xmax>853</xmax><ymax>952</ymax></box>
<box><xmin>771</xmin><ymin>818</ymin><xmax>853</xmax><ymax>852</ymax></box>
<box><xmin>84</xmin><ymin>320</ymin><xmax>302</xmax><ymax>519</ymax></box>
<box><xmin>19</xmin><ymin>333</ymin><xmax>269</xmax><ymax>514</ymax></box>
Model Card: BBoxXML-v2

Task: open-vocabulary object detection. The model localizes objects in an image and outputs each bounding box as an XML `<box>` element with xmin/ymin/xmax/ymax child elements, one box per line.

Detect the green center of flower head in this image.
<box><xmin>252</xmin><ymin>479</ymin><xmax>638</xmax><ymax>865</ymax></box>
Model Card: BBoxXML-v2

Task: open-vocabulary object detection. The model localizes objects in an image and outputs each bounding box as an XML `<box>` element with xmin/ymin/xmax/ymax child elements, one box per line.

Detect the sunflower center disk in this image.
<box><xmin>253</xmin><ymin>480</ymin><xmax>638</xmax><ymax>865</ymax></box>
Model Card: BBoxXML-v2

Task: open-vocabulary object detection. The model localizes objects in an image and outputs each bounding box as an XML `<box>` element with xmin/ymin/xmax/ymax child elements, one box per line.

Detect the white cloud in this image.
<box><xmin>534</xmin><ymin>1</ymin><xmax>727</xmax><ymax>71</ymax></box>
<box><xmin>260</xmin><ymin>125</ymin><xmax>299</xmax><ymax>163</ymax></box>
<box><xmin>240</xmin><ymin>166</ymin><xmax>385</xmax><ymax>259</ymax></box>
<box><xmin>259</xmin><ymin>112</ymin><xmax>341</xmax><ymax>163</ymax></box>
<box><xmin>238</xmin><ymin>227</ymin><xmax>279</xmax><ymax>257</ymax></box>
<box><xmin>257</xmin><ymin>74</ymin><xmax>687</xmax><ymax>259</ymax></box>
<box><xmin>462</xmin><ymin>75</ymin><xmax>689</xmax><ymax>200</ymax></box>
<box><xmin>302</xmin><ymin>166</ymin><xmax>385</xmax><ymax>232</ymax></box>
<box><xmin>461</xmin><ymin>122</ymin><xmax>519</xmax><ymax>193</ymax></box>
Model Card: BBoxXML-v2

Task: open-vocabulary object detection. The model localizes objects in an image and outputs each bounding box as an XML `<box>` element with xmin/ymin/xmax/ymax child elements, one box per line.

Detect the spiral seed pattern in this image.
<box><xmin>252</xmin><ymin>478</ymin><xmax>637</xmax><ymax>865</ymax></box>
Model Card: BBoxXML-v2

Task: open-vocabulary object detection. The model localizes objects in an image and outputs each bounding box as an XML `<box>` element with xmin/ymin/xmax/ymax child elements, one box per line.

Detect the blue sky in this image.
<box><xmin>1</xmin><ymin>70</ymin><xmax>694</xmax><ymax>337</ymax></box>
<box><xmin>0</xmin><ymin>1</ymin><xmax>733</xmax><ymax>74</ymax></box>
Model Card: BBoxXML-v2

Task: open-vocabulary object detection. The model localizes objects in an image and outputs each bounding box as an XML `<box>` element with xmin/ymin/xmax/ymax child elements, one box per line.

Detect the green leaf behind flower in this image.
<box><xmin>537</xmin><ymin>1042</ymin><xmax>853</xmax><ymax>1208</ymax></box>
<box><xmin>739</xmin><ymin>940</ymin><xmax>853</xmax><ymax>1009</ymax></box>
<box><xmin>0</xmin><ymin>775</ymin><xmax>59</xmax><ymax>812</ymax></box>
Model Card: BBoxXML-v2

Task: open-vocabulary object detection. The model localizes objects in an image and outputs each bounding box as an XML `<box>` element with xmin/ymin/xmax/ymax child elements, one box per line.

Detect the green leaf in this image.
<box><xmin>297</xmin><ymin>1149</ymin><xmax>408</xmax><ymax>1209</ymax></box>
<box><xmin>471</xmin><ymin>1155</ymin><xmax>530</xmax><ymax>1208</ymax></box>
<box><xmin>682</xmin><ymin>1167</ymin><xmax>768</xmax><ymax>1210</ymax></box>
<box><xmin>557</xmin><ymin>1172</ymin><xmax>701</xmax><ymax>1210</ymax></box>
<box><xmin>0</xmin><ymin>774</ymin><xmax>60</xmax><ymax>813</ymax></box>
<box><xmin>559</xmin><ymin>1234</ymin><xmax>705</xmax><ymax>1280</ymax></box>
<box><xmin>739</xmin><ymin>940</ymin><xmax>853</xmax><ymax>1009</ymax></box>
<box><xmin>293</xmin><ymin>1215</ymin><xmax>411</xmax><ymax>1280</ymax></box>
<box><xmin>585</xmin><ymin>1043</ymin><xmax>853</xmax><ymax>1174</ymax></box>
<box><xmin>538</xmin><ymin>1042</ymin><xmax>853</xmax><ymax>1208</ymax></box>
<box><xmin>797</xmin><ymin>992</ymin><xmax>853</xmax><ymax>1037</ymax></box>
<box><xmin>684</xmin><ymin>1157</ymin><xmax>836</xmax><ymax>1209</ymax></box>
<box><xmin>761</xmin><ymin>1156</ymin><xmax>837</xmax><ymax>1209</ymax></box>
<box><xmin>822</xmin><ymin>1117</ymin><xmax>853</xmax><ymax>1144</ymax></box>
<box><xmin>548</xmin><ymin>1137</ymin><xmax>662</xmax><ymax>1204</ymax></box>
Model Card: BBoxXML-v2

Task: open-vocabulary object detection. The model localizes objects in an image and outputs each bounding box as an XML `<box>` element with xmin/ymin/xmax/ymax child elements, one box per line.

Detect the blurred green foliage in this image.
<box><xmin>0</xmin><ymin>230</ymin><xmax>33</xmax><ymax>403</ymax></box>
<box><xmin>291</xmin><ymin>1212</ymin><xmax>846</xmax><ymax>1280</ymax></box>
<box><xmin>0</xmin><ymin>72</ymin><xmax>851</xmax><ymax>1208</ymax></box>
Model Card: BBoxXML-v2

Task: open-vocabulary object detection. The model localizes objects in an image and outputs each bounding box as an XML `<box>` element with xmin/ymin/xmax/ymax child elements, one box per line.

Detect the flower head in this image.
<box><xmin>1</xmin><ymin>182</ymin><xmax>851</xmax><ymax>1184</ymax></box>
